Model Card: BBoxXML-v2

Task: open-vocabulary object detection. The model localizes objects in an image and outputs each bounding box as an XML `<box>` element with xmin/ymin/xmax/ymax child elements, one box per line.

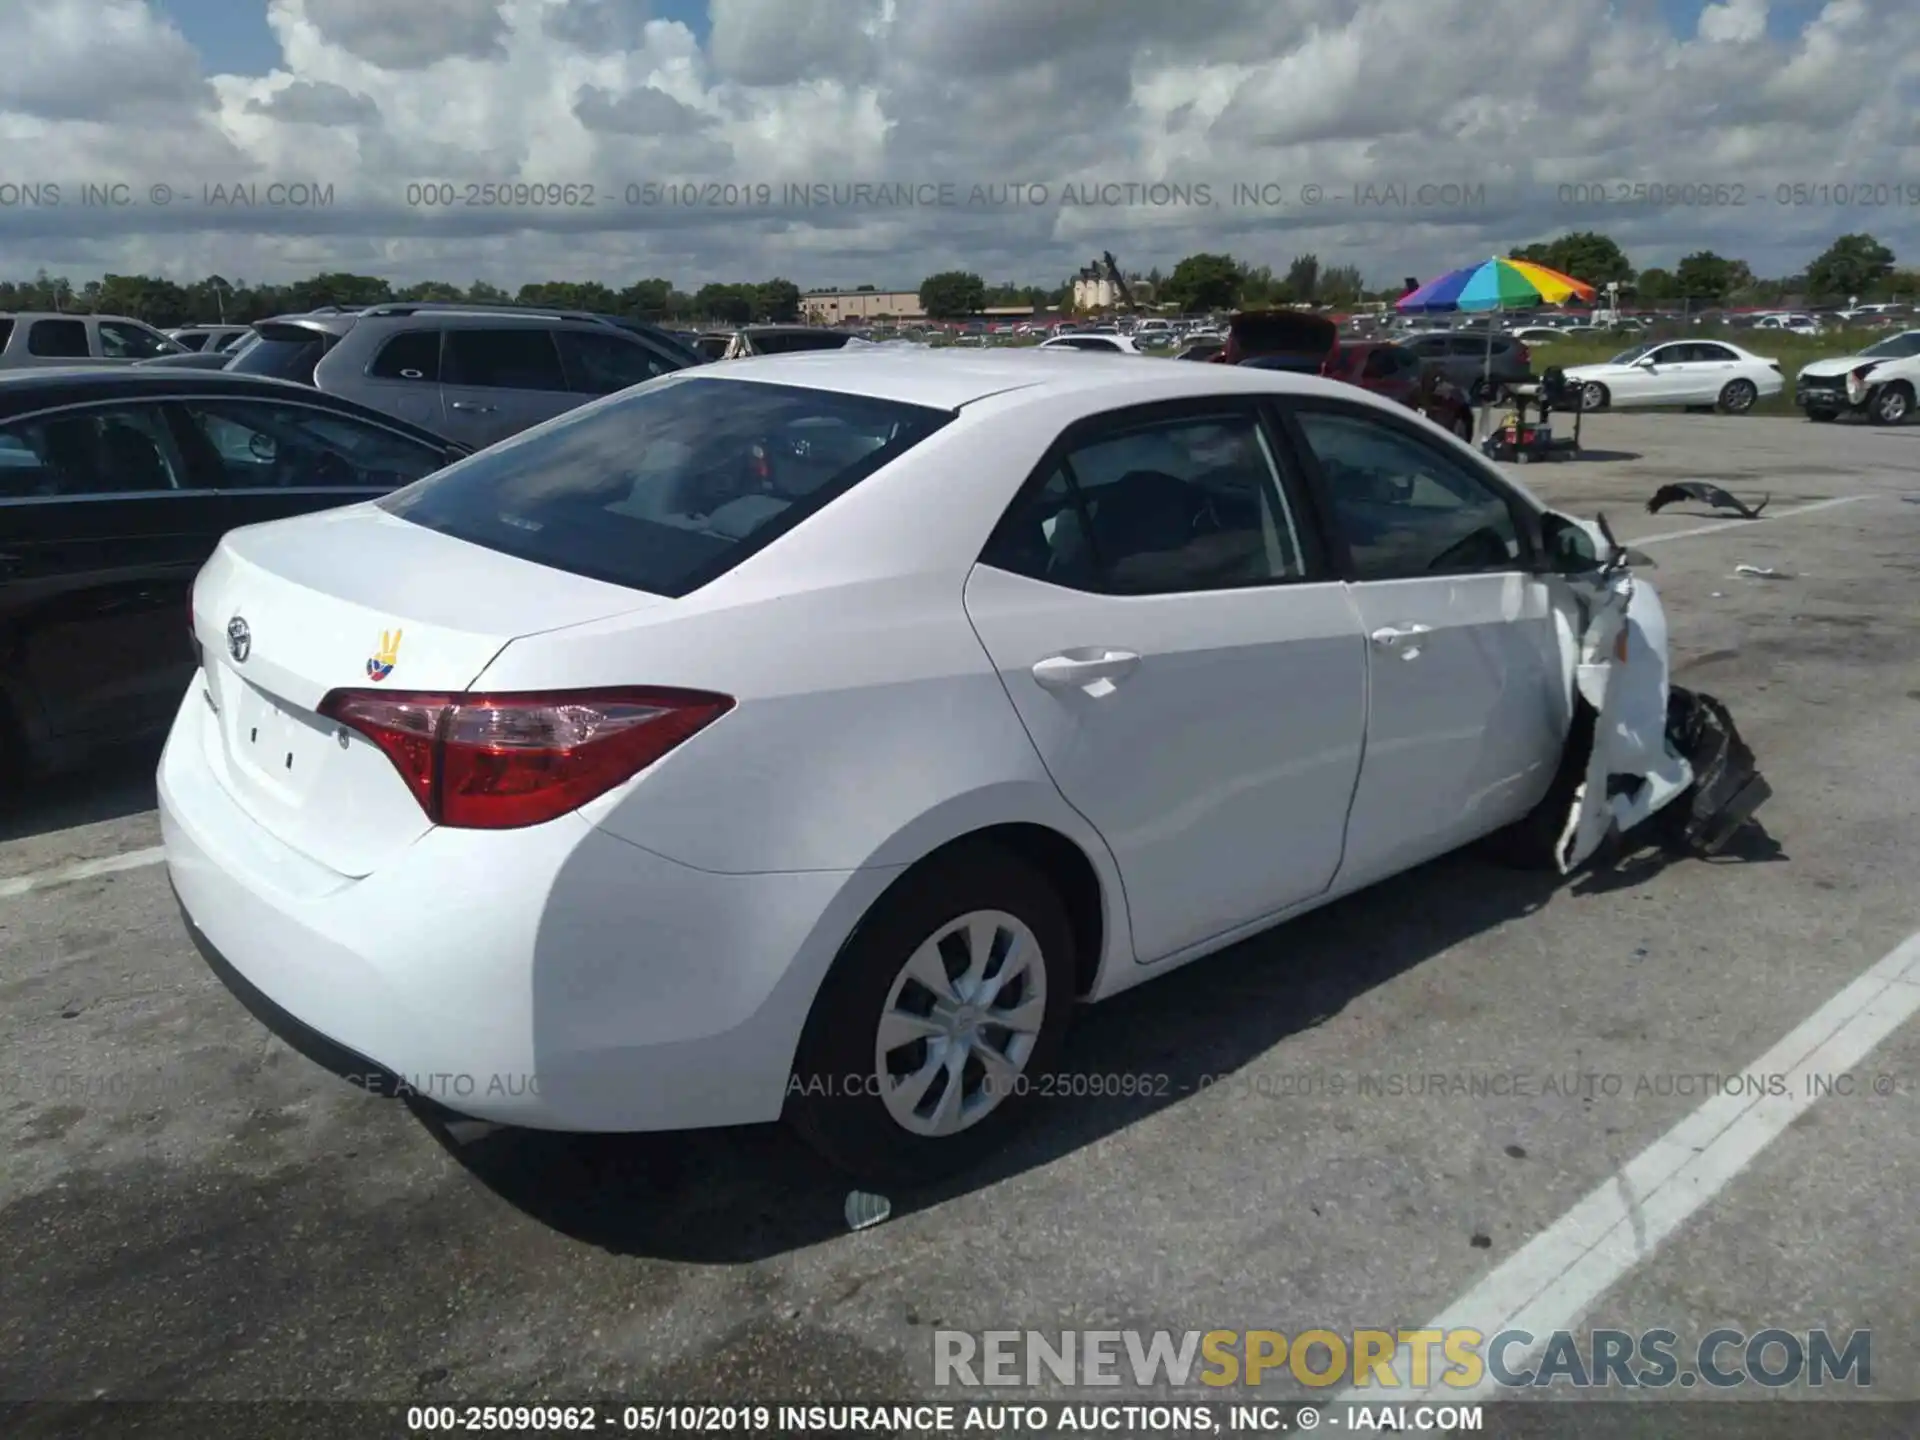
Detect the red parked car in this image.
<box><xmin>1211</xmin><ymin>312</ymin><xmax>1478</xmax><ymax>442</ymax></box>
<box><xmin>1322</xmin><ymin>340</ymin><xmax>1477</xmax><ymax>441</ymax></box>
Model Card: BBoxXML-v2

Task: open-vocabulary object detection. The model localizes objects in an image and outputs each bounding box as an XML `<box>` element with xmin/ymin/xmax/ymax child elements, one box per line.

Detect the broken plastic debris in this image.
<box><xmin>845</xmin><ymin>1191</ymin><xmax>892</xmax><ymax>1231</ymax></box>
<box><xmin>1734</xmin><ymin>564</ymin><xmax>1788</xmax><ymax>579</ymax></box>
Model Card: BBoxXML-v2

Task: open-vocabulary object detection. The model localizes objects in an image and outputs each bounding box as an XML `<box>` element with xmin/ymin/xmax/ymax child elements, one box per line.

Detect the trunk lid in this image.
<box><xmin>190</xmin><ymin>503</ymin><xmax>663</xmax><ymax>875</ymax></box>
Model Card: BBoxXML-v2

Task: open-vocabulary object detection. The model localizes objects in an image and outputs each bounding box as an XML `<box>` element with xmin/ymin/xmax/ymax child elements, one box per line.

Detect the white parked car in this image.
<box><xmin>1793</xmin><ymin>328</ymin><xmax>1920</xmax><ymax>424</ymax></box>
<box><xmin>1038</xmin><ymin>333</ymin><xmax>1146</xmax><ymax>354</ymax></box>
<box><xmin>1751</xmin><ymin>313</ymin><xmax>1822</xmax><ymax>337</ymax></box>
<box><xmin>1564</xmin><ymin>339</ymin><xmax>1783</xmax><ymax>413</ymax></box>
<box><xmin>161</xmin><ymin>352</ymin><xmax>1760</xmax><ymax>1183</ymax></box>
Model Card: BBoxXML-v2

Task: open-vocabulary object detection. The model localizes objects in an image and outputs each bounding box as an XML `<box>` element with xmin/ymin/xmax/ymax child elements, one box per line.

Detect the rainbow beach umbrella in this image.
<box><xmin>1397</xmin><ymin>256</ymin><xmax>1596</xmax><ymax>312</ymax></box>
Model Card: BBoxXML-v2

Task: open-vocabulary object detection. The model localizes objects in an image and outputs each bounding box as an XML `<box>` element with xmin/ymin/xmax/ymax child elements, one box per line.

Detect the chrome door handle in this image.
<box><xmin>1031</xmin><ymin>649</ymin><xmax>1141</xmax><ymax>691</ymax></box>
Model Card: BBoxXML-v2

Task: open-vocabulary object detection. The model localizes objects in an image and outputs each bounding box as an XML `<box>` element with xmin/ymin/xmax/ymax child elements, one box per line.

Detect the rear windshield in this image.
<box><xmin>380</xmin><ymin>376</ymin><xmax>954</xmax><ymax>597</ymax></box>
<box><xmin>750</xmin><ymin>331</ymin><xmax>852</xmax><ymax>353</ymax></box>
<box><xmin>227</xmin><ymin>328</ymin><xmax>336</xmax><ymax>384</ymax></box>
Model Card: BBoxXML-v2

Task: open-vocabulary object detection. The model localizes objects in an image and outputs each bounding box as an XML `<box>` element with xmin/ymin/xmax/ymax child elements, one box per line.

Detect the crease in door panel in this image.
<box><xmin>957</xmin><ymin>569</ymin><xmax>1144</xmax><ymax>966</ymax></box>
<box><xmin>1327</xmin><ymin>580</ymin><xmax>1373</xmax><ymax>888</ymax></box>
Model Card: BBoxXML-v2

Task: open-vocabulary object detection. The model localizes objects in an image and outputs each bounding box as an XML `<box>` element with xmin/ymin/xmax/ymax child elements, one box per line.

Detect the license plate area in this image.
<box><xmin>228</xmin><ymin>678</ymin><xmax>331</xmax><ymax>797</ymax></box>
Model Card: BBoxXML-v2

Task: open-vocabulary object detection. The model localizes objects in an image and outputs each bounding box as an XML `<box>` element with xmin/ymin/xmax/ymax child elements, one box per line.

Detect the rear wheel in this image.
<box><xmin>1870</xmin><ymin>383</ymin><xmax>1913</xmax><ymax>425</ymax></box>
<box><xmin>1581</xmin><ymin>382</ymin><xmax>1610</xmax><ymax>412</ymax></box>
<box><xmin>786</xmin><ymin>844</ymin><xmax>1077</xmax><ymax>1186</ymax></box>
<box><xmin>1717</xmin><ymin>378</ymin><xmax>1758</xmax><ymax>414</ymax></box>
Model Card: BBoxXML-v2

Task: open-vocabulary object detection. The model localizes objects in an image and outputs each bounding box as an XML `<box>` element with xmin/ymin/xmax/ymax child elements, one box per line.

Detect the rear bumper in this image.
<box><xmin>159</xmin><ymin>686</ymin><xmax>889</xmax><ymax>1132</ymax></box>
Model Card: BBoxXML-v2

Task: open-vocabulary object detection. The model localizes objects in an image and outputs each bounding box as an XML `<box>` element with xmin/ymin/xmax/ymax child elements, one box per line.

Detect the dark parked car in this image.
<box><xmin>1398</xmin><ymin>330</ymin><xmax>1534</xmax><ymax>400</ymax></box>
<box><xmin>0</xmin><ymin>368</ymin><xmax>467</xmax><ymax>791</ymax></box>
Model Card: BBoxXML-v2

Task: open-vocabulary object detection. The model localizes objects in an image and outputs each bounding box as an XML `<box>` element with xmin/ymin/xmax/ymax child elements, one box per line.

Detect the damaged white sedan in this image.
<box><xmin>162</xmin><ymin>353</ymin><xmax>1766</xmax><ymax>1187</ymax></box>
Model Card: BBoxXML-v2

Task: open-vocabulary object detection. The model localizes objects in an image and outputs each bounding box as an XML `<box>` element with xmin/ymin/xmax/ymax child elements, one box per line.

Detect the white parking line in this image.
<box><xmin>1634</xmin><ymin>493</ymin><xmax>1870</xmax><ymax>545</ymax></box>
<box><xmin>1338</xmin><ymin>927</ymin><xmax>1920</xmax><ymax>1405</ymax></box>
<box><xmin>0</xmin><ymin>845</ymin><xmax>167</xmax><ymax>899</ymax></box>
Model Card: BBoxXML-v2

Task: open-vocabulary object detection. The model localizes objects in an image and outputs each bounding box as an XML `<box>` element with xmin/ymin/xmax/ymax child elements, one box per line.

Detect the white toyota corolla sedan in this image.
<box><xmin>161</xmin><ymin>351</ymin><xmax>1762</xmax><ymax>1183</ymax></box>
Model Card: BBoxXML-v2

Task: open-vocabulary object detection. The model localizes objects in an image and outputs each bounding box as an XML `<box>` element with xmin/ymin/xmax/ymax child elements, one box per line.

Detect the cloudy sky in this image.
<box><xmin>0</xmin><ymin>0</ymin><xmax>1916</xmax><ymax>292</ymax></box>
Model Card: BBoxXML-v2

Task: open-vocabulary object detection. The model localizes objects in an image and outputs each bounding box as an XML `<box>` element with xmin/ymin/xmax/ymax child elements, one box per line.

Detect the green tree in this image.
<box><xmin>1511</xmin><ymin>232</ymin><xmax>1631</xmax><ymax>287</ymax></box>
<box><xmin>466</xmin><ymin>281</ymin><xmax>511</xmax><ymax>303</ymax></box>
<box><xmin>1285</xmin><ymin>254</ymin><xmax>1321</xmax><ymax>304</ymax></box>
<box><xmin>919</xmin><ymin>270</ymin><xmax>986</xmax><ymax>319</ymax></box>
<box><xmin>757</xmin><ymin>278</ymin><xmax>802</xmax><ymax>322</ymax></box>
<box><xmin>1633</xmin><ymin>267</ymin><xmax>1678</xmax><ymax>302</ymax></box>
<box><xmin>395</xmin><ymin>280</ymin><xmax>467</xmax><ymax>303</ymax></box>
<box><xmin>283</xmin><ymin>272</ymin><xmax>392</xmax><ymax>310</ymax></box>
<box><xmin>1165</xmin><ymin>253</ymin><xmax>1241</xmax><ymax>312</ymax></box>
<box><xmin>1805</xmin><ymin>233</ymin><xmax>1897</xmax><ymax>301</ymax></box>
<box><xmin>1318</xmin><ymin>264</ymin><xmax>1366</xmax><ymax>306</ymax></box>
<box><xmin>1674</xmin><ymin>251</ymin><xmax>1740</xmax><ymax>304</ymax></box>
<box><xmin>694</xmin><ymin>283</ymin><xmax>754</xmax><ymax>324</ymax></box>
<box><xmin>619</xmin><ymin>278</ymin><xmax>674</xmax><ymax>319</ymax></box>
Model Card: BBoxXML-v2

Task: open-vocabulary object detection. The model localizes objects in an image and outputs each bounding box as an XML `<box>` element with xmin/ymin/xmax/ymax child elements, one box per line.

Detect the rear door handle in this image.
<box><xmin>1369</xmin><ymin>624</ymin><xmax>1432</xmax><ymax>657</ymax></box>
<box><xmin>450</xmin><ymin>402</ymin><xmax>496</xmax><ymax>413</ymax></box>
<box><xmin>1031</xmin><ymin>649</ymin><xmax>1141</xmax><ymax>691</ymax></box>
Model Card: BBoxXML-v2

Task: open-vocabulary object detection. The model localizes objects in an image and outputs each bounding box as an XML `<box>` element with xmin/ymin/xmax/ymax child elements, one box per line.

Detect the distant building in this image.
<box><xmin>800</xmin><ymin>289</ymin><xmax>925</xmax><ymax>322</ymax></box>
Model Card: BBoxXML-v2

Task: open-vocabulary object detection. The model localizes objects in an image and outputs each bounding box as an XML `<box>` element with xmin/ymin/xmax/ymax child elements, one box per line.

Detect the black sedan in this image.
<box><xmin>0</xmin><ymin>368</ymin><xmax>468</xmax><ymax>793</ymax></box>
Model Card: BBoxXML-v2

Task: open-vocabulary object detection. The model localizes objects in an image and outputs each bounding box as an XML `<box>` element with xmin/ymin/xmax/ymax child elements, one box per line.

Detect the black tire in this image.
<box><xmin>1869</xmin><ymin>383</ymin><xmax>1913</xmax><ymax>425</ymax></box>
<box><xmin>1806</xmin><ymin>408</ymin><xmax>1839</xmax><ymax>423</ymax></box>
<box><xmin>1481</xmin><ymin>701</ymin><xmax>1597</xmax><ymax>870</ymax></box>
<box><xmin>786</xmin><ymin>843</ymin><xmax>1077</xmax><ymax>1186</ymax></box>
<box><xmin>1717</xmin><ymin>379</ymin><xmax>1758</xmax><ymax>414</ymax></box>
<box><xmin>1580</xmin><ymin>382</ymin><xmax>1609</xmax><ymax>412</ymax></box>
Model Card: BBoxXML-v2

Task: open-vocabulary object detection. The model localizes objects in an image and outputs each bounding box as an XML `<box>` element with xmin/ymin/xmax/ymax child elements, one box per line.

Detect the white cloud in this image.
<box><xmin>1</xmin><ymin>0</ymin><xmax>1917</xmax><ymax>290</ymax></box>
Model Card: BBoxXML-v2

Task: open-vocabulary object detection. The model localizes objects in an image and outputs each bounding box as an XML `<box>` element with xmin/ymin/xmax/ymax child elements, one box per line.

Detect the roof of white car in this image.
<box><xmin>690</xmin><ymin>348</ymin><xmax>1359</xmax><ymax>411</ymax></box>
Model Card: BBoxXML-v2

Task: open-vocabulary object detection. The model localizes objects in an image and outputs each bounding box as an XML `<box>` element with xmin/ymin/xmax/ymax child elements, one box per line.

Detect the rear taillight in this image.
<box><xmin>317</xmin><ymin>688</ymin><xmax>734</xmax><ymax>829</ymax></box>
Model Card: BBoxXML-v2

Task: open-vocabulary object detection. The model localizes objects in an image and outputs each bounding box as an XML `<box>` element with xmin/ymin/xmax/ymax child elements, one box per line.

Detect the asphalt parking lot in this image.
<box><xmin>4</xmin><ymin>412</ymin><xmax>1920</xmax><ymax>1420</ymax></box>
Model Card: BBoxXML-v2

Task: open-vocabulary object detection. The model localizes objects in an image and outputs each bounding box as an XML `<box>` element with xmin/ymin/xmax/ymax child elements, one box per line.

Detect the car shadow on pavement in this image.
<box><xmin>1563</xmin><ymin>450</ymin><xmax>1642</xmax><ymax>463</ymax></box>
<box><xmin>0</xmin><ymin>741</ymin><xmax>161</xmax><ymax>845</ymax></box>
<box><xmin>428</xmin><ymin>839</ymin><xmax>1769</xmax><ymax>1263</ymax></box>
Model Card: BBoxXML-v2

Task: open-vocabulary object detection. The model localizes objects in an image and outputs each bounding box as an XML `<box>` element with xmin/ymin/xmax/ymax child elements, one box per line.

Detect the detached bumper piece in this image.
<box><xmin>1661</xmin><ymin>687</ymin><xmax>1772</xmax><ymax>855</ymax></box>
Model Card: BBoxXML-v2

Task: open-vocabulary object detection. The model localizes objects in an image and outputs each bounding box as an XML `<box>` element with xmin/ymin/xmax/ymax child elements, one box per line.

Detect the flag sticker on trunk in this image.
<box><xmin>367</xmin><ymin>629</ymin><xmax>402</xmax><ymax>682</ymax></box>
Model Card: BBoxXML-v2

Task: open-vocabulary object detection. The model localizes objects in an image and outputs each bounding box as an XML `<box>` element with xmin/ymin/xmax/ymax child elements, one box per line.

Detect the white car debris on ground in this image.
<box><xmin>1793</xmin><ymin>328</ymin><xmax>1920</xmax><ymax>425</ymax></box>
<box><xmin>1564</xmin><ymin>339</ymin><xmax>1785</xmax><ymax>415</ymax></box>
<box><xmin>158</xmin><ymin>351</ymin><xmax>1767</xmax><ymax>1186</ymax></box>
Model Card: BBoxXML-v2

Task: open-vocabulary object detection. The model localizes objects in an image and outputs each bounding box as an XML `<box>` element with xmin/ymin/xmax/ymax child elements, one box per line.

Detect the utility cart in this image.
<box><xmin>1480</xmin><ymin>369</ymin><xmax>1584</xmax><ymax>463</ymax></box>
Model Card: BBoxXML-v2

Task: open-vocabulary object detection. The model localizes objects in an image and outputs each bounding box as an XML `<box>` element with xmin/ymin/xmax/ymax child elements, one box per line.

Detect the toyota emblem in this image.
<box><xmin>226</xmin><ymin>615</ymin><xmax>252</xmax><ymax>663</ymax></box>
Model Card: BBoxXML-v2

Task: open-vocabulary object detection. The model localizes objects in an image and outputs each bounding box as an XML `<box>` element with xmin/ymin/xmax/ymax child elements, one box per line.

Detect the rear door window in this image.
<box><xmin>27</xmin><ymin>319</ymin><xmax>90</xmax><ymax>358</ymax></box>
<box><xmin>174</xmin><ymin>398</ymin><xmax>449</xmax><ymax>490</ymax></box>
<box><xmin>368</xmin><ymin>330</ymin><xmax>443</xmax><ymax>381</ymax></box>
<box><xmin>98</xmin><ymin>320</ymin><xmax>177</xmax><ymax>359</ymax></box>
<box><xmin>442</xmin><ymin>328</ymin><xmax>569</xmax><ymax>391</ymax></box>
<box><xmin>227</xmin><ymin>326</ymin><xmax>337</xmax><ymax>383</ymax></box>
<box><xmin>0</xmin><ymin>319</ymin><xmax>14</xmax><ymax>350</ymax></box>
<box><xmin>555</xmin><ymin>329</ymin><xmax>677</xmax><ymax>394</ymax></box>
<box><xmin>381</xmin><ymin>377</ymin><xmax>952</xmax><ymax>597</ymax></box>
<box><xmin>0</xmin><ymin>403</ymin><xmax>186</xmax><ymax>496</ymax></box>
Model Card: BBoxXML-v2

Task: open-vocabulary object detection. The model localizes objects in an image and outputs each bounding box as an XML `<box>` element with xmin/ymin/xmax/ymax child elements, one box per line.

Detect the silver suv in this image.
<box><xmin>223</xmin><ymin>303</ymin><xmax>703</xmax><ymax>448</ymax></box>
<box><xmin>0</xmin><ymin>312</ymin><xmax>187</xmax><ymax>369</ymax></box>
